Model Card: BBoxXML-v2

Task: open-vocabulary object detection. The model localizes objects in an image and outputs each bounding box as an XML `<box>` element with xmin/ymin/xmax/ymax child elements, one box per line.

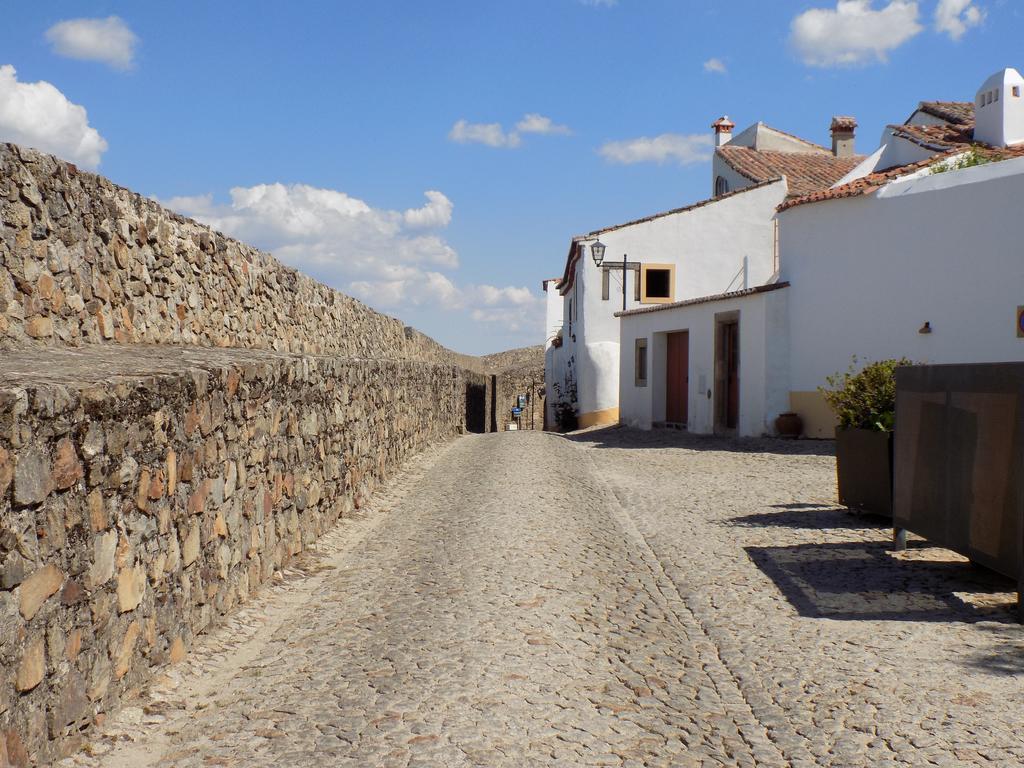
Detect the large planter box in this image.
<box><xmin>836</xmin><ymin>427</ymin><xmax>894</xmax><ymax>518</ymax></box>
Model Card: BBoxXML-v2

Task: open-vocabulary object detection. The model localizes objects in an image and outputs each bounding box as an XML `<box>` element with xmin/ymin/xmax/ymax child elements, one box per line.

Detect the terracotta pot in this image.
<box><xmin>774</xmin><ymin>412</ymin><xmax>803</xmax><ymax>438</ymax></box>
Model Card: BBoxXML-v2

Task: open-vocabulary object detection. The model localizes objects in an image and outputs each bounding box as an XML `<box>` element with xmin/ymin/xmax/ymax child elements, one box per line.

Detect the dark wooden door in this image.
<box><xmin>723</xmin><ymin>322</ymin><xmax>739</xmax><ymax>429</ymax></box>
<box><xmin>666</xmin><ymin>331</ymin><xmax>689</xmax><ymax>425</ymax></box>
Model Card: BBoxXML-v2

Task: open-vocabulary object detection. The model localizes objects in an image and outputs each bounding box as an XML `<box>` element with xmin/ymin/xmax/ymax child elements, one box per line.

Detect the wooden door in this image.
<box><xmin>723</xmin><ymin>322</ymin><xmax>739</xmax><ymax>429</ymax></box>
<box><xmin>666</xmin><ymin>331</ymin><xmax>689</xmax><ymax>425</ymax></box>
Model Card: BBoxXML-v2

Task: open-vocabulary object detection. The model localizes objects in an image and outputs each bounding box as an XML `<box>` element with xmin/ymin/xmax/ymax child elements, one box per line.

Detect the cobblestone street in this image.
<box><xmin>61</xmin><ymin>430</ymin><xmax>1024</xmax><ymax>768</ymax></box>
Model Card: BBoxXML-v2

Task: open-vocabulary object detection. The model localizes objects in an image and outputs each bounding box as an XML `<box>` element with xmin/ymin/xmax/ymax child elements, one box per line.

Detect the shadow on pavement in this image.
<box><xmin>746</xmin><ymin>540</ymin><xmax>1018</xmax><ymax>624</ymax></box>
<box><xmin>563</xmin><ymin>425</ymin><xmax>836</xmax><ymax>457</ymax></box>
<box><xmin>729</xmin><ymin>504</ymin><xmax>890</xmax><ymax>531</ymax></box>
<box><xmin>962</xmin><ymin>625</ymin><xmax>1024</xmax><ymax>675</ymax></box>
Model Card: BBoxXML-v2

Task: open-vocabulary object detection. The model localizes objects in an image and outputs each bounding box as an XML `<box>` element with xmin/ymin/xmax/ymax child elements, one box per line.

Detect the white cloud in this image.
<box><xmin>0</xmin><ymin>65</ymin><xmax>108</xmax><ymax>168</ymax></box>
<box><xmin>703</xmin><ymin>58</ymin><xmax>727</xmax><ymax>74</ymax></box>
<box><xmin>598</xmin><ymin>133</ymin><xmax>713</xmax><ymax>166</ymax></box>
<box><xmin>515</xmin><ymin>113</ymin><xmax>572</xmax><ymax>136</ymax></box>
<box><xmin>477</xmin><ymin>285</ymin><xmax>537</xmax><ymax>307</ymax></box>
<box><xmin>403</xmin><ymin>190</ymin><xmax>453</xmax><ymax>228</ymax></box>
<box><xmin>790</xmin><ymin>1</ymin><xmax>922</xmax><ymax>67</ymax></box>
<box><xmin>934</xmin><ymin>0</ymin><xmax>984</xmax><ymax>39</ymax></box>
<box><xmin>166</xmin><ymin>182</ymin><xmax>540</xmax><ymax>329</ymax></box>
<box><xmin>449</xmin><ymin>119</ymin><xmax>521</xmax><ymax>148</ymax></box>
<box><xmin>45</xmin><ymin>16</ymin><xmax>138</xmax><ymax>71</ymax></box>
<box><xmin>449</xmin><ymin>113</ymin><xmax>572</xmax><ymax>148</ymax></box>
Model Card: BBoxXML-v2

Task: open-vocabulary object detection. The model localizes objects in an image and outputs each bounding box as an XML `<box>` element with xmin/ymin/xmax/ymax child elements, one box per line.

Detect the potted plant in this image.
<box><xmin>550</xmin><ymin>357</ymin><xmax>579</xmax><ymax>432</ymax></box>
<box><xmin>820</xmin><ymin>357</ymin><xmax>910</xmax><ymax>518</ymax></box>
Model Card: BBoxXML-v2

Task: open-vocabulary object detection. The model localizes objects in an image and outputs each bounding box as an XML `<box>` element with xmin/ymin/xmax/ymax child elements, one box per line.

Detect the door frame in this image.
<box><xmin>714</xmin><ymin>311</ymin><xmax>740</xmax><ymax>434</ymax></box>
<box><xmin>665</xmin><ymin>330</ymin><xmax>689</xmax><ymax>427</ymax></box>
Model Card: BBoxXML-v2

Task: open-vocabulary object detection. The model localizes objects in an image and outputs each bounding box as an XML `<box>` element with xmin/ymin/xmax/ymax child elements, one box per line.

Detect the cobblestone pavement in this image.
<box><xmin>61</xmin><ymin>429</ymin><xmax>1024</xmax><ymax>767</ymax></box>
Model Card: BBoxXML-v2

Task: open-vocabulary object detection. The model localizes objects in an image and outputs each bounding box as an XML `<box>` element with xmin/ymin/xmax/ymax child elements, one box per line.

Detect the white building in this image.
<box><xmin>546</xmin><ymin>116</ymin><xmax>862</xmax><ymax>429</ymax></box>
<box><xmin>618</xmin><ymin>283</ymin><xmax>790</xmax><ymax>434</ymax></box>
<box><xmin>619</xmin><ymin>68</ymin><xmax>1024</xmax><ymax>439</ymax></box>
<box><xmin>547</xmin><ymin>180</ymin><xmax>786</xmax><ymax>428</ymax></box>
<box><xmin>543</xmin><ymin>277</ymin><xmax>566</xmax><ymax>429</ymax></box>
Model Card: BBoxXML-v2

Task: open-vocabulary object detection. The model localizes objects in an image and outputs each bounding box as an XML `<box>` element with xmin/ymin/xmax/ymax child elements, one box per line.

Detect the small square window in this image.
<box><xmin>1014</xmin><ymin>86</ymin><xmax>1021</xmax><ymax>98</ymax></box>
<box><xmin>640</xmin><ymin>264</ymin><xmax>675</xmax><ymax>304</ymax></box>
<box><xmin>645</xmin><ymin>270</ymin><xmax>671</xmax><ymax>299</ymax></box>
<box><xmin>634</xmin><ymin>338</ymin><xmax>648</xmax><ymax>387</ymax></box>
<box><xmin>995</xmin><ymin>89</ymin><xmax>1000</xmax><ymax>102</ymax></box>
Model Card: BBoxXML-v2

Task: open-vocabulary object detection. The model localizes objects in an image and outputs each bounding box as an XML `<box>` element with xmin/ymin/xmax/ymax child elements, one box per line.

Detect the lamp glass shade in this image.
<box><xmin>590</xmin><ymin>240</ymin><xmax>606</xmax><ymax>267</ymax></box>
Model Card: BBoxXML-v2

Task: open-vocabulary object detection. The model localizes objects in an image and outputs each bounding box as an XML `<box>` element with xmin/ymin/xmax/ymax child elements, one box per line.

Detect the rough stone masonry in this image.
<box><xmin>0</xmin><ymin>142</ymin><xmax>538</xmax><ymax>764</ymax></box>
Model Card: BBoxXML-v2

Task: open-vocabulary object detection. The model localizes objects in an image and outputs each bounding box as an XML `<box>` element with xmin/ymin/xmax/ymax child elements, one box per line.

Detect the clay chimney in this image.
<box><xmin>712</xmin><ymin>116</ymin><xmax>735</xmax><ymax>148</ymax></box>
<box><xmin>830</xmin><ymin>116</ymin><xmax>857</xmax><ymax>157</ymax></box>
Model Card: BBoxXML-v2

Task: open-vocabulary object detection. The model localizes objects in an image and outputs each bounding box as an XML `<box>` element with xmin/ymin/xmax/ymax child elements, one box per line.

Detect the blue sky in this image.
<box><xmin>0</xmin><ymin>1</ymin><xmax>1018</xmax><ymax>354</ymax></box>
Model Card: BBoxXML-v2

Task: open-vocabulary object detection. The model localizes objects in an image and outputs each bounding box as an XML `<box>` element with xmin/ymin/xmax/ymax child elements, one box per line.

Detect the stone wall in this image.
<box><xmin>0</xmin><ymin>144</ymin><xmax>480</xmax><ymax>371</ymax></box>
<box><xmin>0</xmin><ymin>347</ymin><xmax>486</xmax><ymax>763</ymax></box>
<box><xmin>0</xmin><ymin>143</ymin><xmax>498</xmax><ymax>764</ymax></box>
<box><xmin>484</xmin><ymin>347</ymin><xmax>544</xmax><ymax>431</ymax></box>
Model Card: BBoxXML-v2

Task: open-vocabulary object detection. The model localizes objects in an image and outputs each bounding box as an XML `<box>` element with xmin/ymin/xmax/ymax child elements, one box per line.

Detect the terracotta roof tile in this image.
<box><xmin>717</xmin><ymin>146</ymin><xmax>864</xmax><ymax>198</ymax></box>
<box><xmin>889</xmin><ymin>122</ymin><xmax>974</xmax><ymax>150</ymax></box>
<box><xmin>776</xmin><ymin>143</ymin><xmax>1024</xmax><ymax>213</ymax></box>
<box><xmin>916</xmin><ymin>101</ymin><xmax>975</xmax><ymax>126</ymax></box>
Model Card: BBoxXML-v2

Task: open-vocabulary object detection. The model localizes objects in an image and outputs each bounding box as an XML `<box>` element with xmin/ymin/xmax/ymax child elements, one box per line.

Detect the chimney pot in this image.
<box><xmin>712</xmin><ymin>116</ymin><xmax>735</xmax><ymax>148</ymax></box>
<box><xmin>830</xmin><ymin>115</ymin><xmax>857</xmax><ymax>157</ymax></box>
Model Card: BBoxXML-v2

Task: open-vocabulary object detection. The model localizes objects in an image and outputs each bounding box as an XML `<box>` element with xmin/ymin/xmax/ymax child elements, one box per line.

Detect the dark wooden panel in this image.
<box><xmin>724</xmin><ymin>322</ymin><xmax>739</xmax><ymax>429</ymax></box>
<box><xmin>666</xmin><ymin>332</ymin><xmax>689</xmax><ymax>425</ymax></box>
<box><xmin>894</xmin><ymin>363</ymin><xmax>1024</xmax><ymax>581</ymax></box>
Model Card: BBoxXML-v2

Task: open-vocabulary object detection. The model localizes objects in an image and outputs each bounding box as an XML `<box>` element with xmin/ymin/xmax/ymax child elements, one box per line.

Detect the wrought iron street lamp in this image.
<box><xmin>590</xmin><ymin>239</ymin><xmax>636</xmax><ymax>311</ymax></box>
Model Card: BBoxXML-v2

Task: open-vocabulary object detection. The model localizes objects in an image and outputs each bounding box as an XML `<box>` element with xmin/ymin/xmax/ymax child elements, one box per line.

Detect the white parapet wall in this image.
<box><xmin>780</xmin><ymin>155</ymin><xmax>1024</xmax><ymax>437</ymax></box>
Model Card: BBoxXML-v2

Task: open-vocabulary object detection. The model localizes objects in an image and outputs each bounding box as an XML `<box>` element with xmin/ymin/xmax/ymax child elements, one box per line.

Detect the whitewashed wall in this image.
<box><xmin>711</xmin><ymin>160</ymin><xmax>760</xmax><ymax>197</ymax></box>
<box><xmin>618</xmin><ymin>287</ymin><xmax>790</xmax><ymax>437</ymax></box>
<box><xmin>781</xmin><ymin>155</ymin><xmax>1024</xmax><ymax>436</ymax></box>
<box><xmin>543</xmin><ymin>279</ymin><xmax>563</xmax><ymax>348</ymax></box>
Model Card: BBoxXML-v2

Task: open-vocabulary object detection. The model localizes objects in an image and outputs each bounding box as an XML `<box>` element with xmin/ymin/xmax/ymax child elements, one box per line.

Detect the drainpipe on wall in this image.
<box><xmin>742</xmin><ymin>255</ymin><xmax>749</xmax><ymax>290</ymax></box>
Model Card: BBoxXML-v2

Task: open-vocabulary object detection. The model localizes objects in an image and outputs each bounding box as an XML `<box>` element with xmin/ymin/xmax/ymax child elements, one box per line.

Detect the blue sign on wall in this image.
<box><xmin>511</xmin><ymin>407</ymin><xmax>522</xmax><ymax>416</ymax></box>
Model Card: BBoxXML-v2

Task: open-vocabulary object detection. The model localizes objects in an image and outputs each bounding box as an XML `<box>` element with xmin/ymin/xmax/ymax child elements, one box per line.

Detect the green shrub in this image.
<box><xmin>930</xmin><ymin>145</ymin><xmax>992</xmax><ymax>175</ymax></box>
<box><xmin>820</xmin><ymin>357</ymin><xmax>912</xmax><ymax>432</ymax></box>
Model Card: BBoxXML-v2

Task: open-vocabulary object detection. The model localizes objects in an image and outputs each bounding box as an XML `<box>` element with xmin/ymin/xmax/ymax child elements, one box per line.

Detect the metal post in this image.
<box><xmin>893</xmin><ymin>527</ymin><xmax>907</xmax><ymax>551</ymax></box>
<box><xmin>622</xmin><ymin>254</ymin><xmax>628</xmax><ymax>311</ymax></box>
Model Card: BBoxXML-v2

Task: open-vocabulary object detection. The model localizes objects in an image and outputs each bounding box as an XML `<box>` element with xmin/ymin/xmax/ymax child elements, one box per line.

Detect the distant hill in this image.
<box><xmin>481</xmin><ymin>344</ymin><xmax>544</xmax><ymax>373</ymax></box>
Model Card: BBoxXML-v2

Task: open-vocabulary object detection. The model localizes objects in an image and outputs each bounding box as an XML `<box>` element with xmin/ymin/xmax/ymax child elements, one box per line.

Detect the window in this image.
<box><xmin>640</xmin><ymin>263</ymin><xmax>675</xmax><ymax>304</ymax></box>
<box><xmin>1014</xmin><ymin>86</ymin><xmax>1021</xmax><ymax>98</ymax></box>
<box><xmin>995</xmin><ymin>88</ymin><xmax>1000</xmax><ymax>102</ymax></box>
<box><xmin>715</xmin><ymin>176</ymin><xmax>729</xmax><ymax>197</ymax></box>
<box><xmin>634</xmin><ymin>338</ymin><xmax>648</xmax><ymax>387</ymax></box>
<box><xmin>646</xmin><ymin>270</ymin><xmax>670</xmax><ymax>298</ymax></box>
